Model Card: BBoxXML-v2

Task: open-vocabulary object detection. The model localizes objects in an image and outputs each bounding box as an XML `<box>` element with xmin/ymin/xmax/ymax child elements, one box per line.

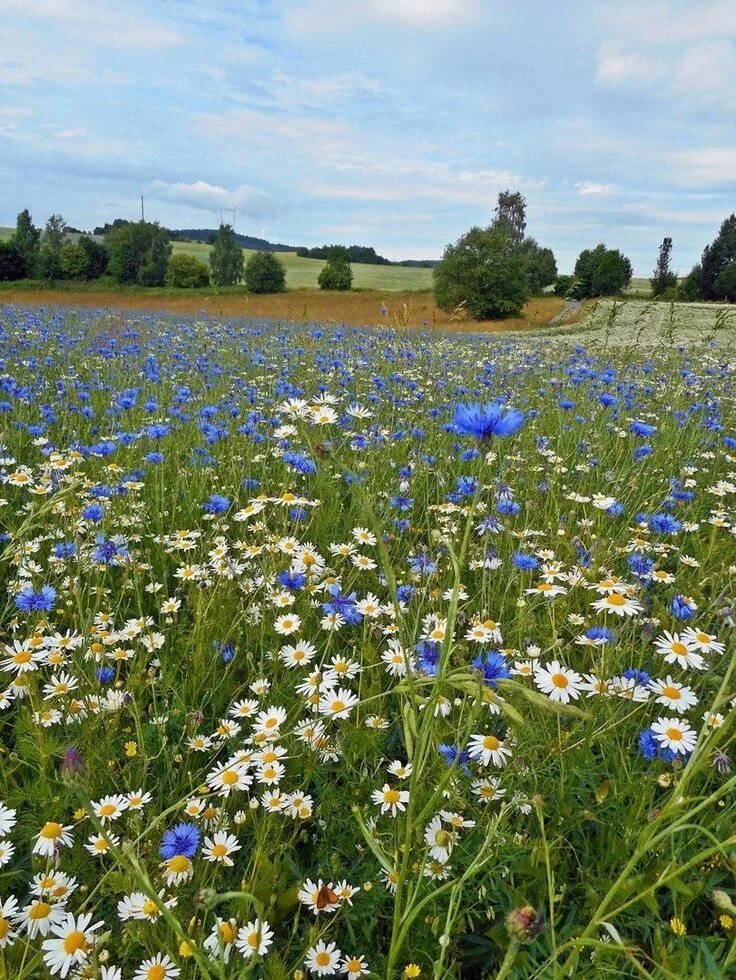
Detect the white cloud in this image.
<box><xmin>575</xmin><ymin>182</ymin><xmax>616</xmax><ymax>196</ymax></box>
<box><xmin>674</xmin><ymin>40</ymin><xmax>736</xmax><ymax>107</ymax></box>
<box><xmin>147</xmin><ymin>179</ymin><xmax>276</xmax><ymax>219</ymax></box>
<box><xmin>2</xmin><ymin>0</ymin><xmax>182</xmax><ymax>48</ymax></box>
<box><xmin>285</xmin><ymin>0</ymin><xmax>481</xmax><ymax>33</ymax></box>
<box><xmin>595</xmin><ymin>41</ymin><xmax>663</xmax><ymax>84</ymax></box>
<box><xmin>599</xmin><ymin>1</ymin><xmax>736</xmax><ymax>46</ymax></box>
<box><xmin>670</xmin><ymin>147</ymin><xmax>736</xmax><ymax>187</ymax></box>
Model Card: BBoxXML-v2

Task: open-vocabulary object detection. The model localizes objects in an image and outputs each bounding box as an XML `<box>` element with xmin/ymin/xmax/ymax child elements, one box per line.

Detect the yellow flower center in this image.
<box><xmin>331</xmin><ymin>700</ymin><xmax>345</xmax><ymax>712</ymax></box>
<box><xmin>99</xmin><ymin>804</ymin><xmax>116</xmax><ymax>817</ymax></box>
<box><xmin>661</xmin><ymin>686</ymin><xmax>680</xmax><ymax>700</ymax></box>
<box><xmin>666</xmin><ymin>727</ymin><xmax>683</xmax><ymax>742</ymax></box>
<box><xmin>483</xmin><ymin>735</ymin><xmax>500</xmax><ymax>750</ymax></box>
<box><xmin>384</xmin><ymin>789</ymin><xmax>400</xmax><ymax>804</ymax></box>
<box><xmin>316</xmin><ymin>952</ymin><xmax>331</xmax><ymax>966</ymax></box>
<box><xmin>608</xmin><ymin>594</ymin><xmax>626</xmax><ymax>606</ymax></box>
<box><xmin>551</xmin><ymin>673</ymin><xmax>569</xmax><ymax>689</ymax></box>
<box><xmin>29</xmin><ymin>902</ymin><xmax>51</xmax><ymax>920</ymax></box>
<box><xmin>142</xmin><ymin>899</ymin><xmax>159</xmax><ymax>916</ymax></box>
<box><xmin>168</xmin><ymin>855</ymin><xmax>190</xmax><ymax>873</ymax></box>
<box><xmin>222</xmin><ymin>769</ymin><xmax>238</xmax><ymax>785</ymax></box>
<box><xmin>146</xmin><ymin>966</ymin><xmax>166</xmax><ymax>980</ymax></box>
<box><xmin>63</xmin><ymin>930</ymin><xmax>88</xmax><ymax>955</ymax></box>
<box><xmin>220</xmin><ymin>922</ymin><xmax>235</xmax><ymax>944</ymax></box>
<box><xmin>671</xmin><ymin>642</ymin><xmax>687</xmax><ymax>656</ymax></box>
<box><xmin>212</xmin><ymin>843</ymin><xmax>228</xmax><ymax>858</ymax></box>
<box><xmin>40</xmin><ymin>822</ymin><xmax>62</xmax><ymax>839</ymax></box>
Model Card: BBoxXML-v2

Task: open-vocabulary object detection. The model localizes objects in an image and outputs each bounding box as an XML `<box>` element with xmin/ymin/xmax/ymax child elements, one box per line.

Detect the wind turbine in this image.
<box><xmin>227</xmin><ymin>200</ymin><xmax>241</xmax><ymax>234</ymax></box>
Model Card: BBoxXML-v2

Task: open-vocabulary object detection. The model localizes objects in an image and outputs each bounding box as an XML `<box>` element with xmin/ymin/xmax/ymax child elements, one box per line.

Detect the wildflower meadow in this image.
<box><xmin>0</xmin><ymin>304</ymin><xmax>734</xmax><ymax>979</ymax></box>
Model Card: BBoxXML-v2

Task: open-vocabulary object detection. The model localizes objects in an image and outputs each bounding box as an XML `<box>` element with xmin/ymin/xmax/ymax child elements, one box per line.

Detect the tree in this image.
<box><xmin>573</xmin><ymin>244</ymin><xmax>632</xmax><ymax>298</ymax></box>
<box><xmin>43</xmin><ymin>214</ymin><xmax>66</xmax><ymax>251</ymax></box>
<box><xmin>209</xmin><ymin>224</ymin><xmax>244</xmax><ymax>286</ymax></box>
<box><xmin>34</xmin><ymin>213</ymin><xmax>68</xmax><ymax>281</ymax></box>
<box><xmin>244</xmin><ymin>251</ymin><xmax>286</xmax><ymax>293</ymax></box>
<box><xmin>492</xmin><ymin>190</ymin><xmax>527</xmax><ymax>245</ymax></box>
<box><xmin>11</xmin><ymin>209</ymin><xmax>40</xmax><ymax>275</ymax></box>
<box><xmin>698</xmin><ymin>214</ymin><xmax>736</xmax><ymax>300</ymax></box>
<box><xmin>522</xmin><ymin>238</ymin><xmax>558</xmax><ymax>293</ymax></box>
<box><xmin>434</xmin><ymin>226</ymin><xmax>529</xmax><ymax>320</ymax></box>
<box><xmin>0</xmin><ymin>241</ymin><xmax>26</xmax><ymax>281</ymax></box>
<box><xmin>714</xmin><ymin>259</ymin><xmax>736</xmax><ymax>300</ymax></box>
<box><xmin>77</xmin><ymin>236</ymin><xmax>109</xmax><ymax>279</ymax></box>
<box><xmin>650</xmin><ymin>237</ymin><xmax>677</xmax><ymax>297</ymax></box>
<box><xmin>317</xmin><ymin>246</ymin><xmax>353</xmax><ymax>290</ymax></box>
<box><xmin>59</xmin><ymin>243</ymin><xmax>90</xmax><ymax>280</ymax></box>
<box><xmin>107</xmin><ymin>222</ymin><xmax>171</xmax><ymax>286</ymax></box>
<box><xmin>553</xmin><ymin>275</ymin><xmax>575</xmax><ymax>297</ymax></box>
<box><xmin>166</xmin><ymin>254</ymin><xmax>210</xmax><ymax>288</ymax></box>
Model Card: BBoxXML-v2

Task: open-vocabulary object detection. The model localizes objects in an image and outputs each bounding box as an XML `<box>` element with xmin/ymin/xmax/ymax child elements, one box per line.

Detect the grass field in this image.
<box><xmin>0</xmin><ymin>302</ymin><xmax>734</xmax><ymax>978</ymax></box>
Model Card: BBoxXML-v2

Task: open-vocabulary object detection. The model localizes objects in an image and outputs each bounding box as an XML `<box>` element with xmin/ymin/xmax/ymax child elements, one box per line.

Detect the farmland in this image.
<box><xmin>0</xmin><ymin>303</ymin><xmax>734</xmax><ymax>978</ymax></box>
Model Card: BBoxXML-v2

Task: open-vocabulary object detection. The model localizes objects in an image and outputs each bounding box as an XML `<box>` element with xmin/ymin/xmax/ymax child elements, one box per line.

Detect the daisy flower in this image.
<box><xmin>207</xmin><ymin>761</ymin><xmax>252</xmax><ymax>797</ymax></box>
<box><xmin>651</xmin><ymin>716</ymin><xmax>697</xmax><ymax>755</ymax></box>
<box><xmin>18</xmin><ymin>898</ymin><xmax>68</xmax><ymax>938</ymax></box>
<box><xmin>41</xmin><ymin>911</ymin><xmax>103</xmax><ymax>978</ymax></box>
<box><xmin>202</xmin><ymin>831</ymin><xmax>241</xmax><ymax>866</ymax></box>
<box><xmin>203</xmin><ymin>918</ymin><xmax>238</xmax><ymax>962</ymax></box>
<box><xmin>92</xmin><ymin>794</ymin><xmax>129</xmax><ymax>825</ymax></box>
<box><xmin>318</xmin><ymin>687</ymin><xmax>360</xmax><ymax>719</ymax></box>
<box><xmin>534</xmin><ymin>661</ymin><xmax>583</xmax><ymax>703</ymax></box>
<box><xmin>341</xmin><ymin>953</ymin><xmax>370</xmax><ymax>978</ymax></box>
<box><xmin>467</xmin><ymin>733</ymin><xmax>513</xmax><ymax>767</ymax></box>
<box><xmin>0</xmin><ymin>895</ymin><xmax>19</xmax><ymax>948</ymax></box>
<box><xmin>0</xmin><ymin>802</ymin><xmax>17</xmax><ymax>837</ymax></box>
<box><xmin>424</xmin><ymin>815</ymin><xmax>457</xmax><ymax>863</ymax></box>
<box><xmin>0</xmin><ymin>840</ymin><xmax>15</xmax><ymax>867</ymax></box>
<box><xmin>274</xmin><ymin>613</ymin><xmax>301</xmax><ymax>635</ymax></box>
<box><xmin>682</xmin><ymin>627</ymin><xmax>725</xmax><ymax>655</ymax></box>
<box><xmin>236</xmin><ymin>918</ymin><xmax>274</xmax><ymax>958</ymax></box>
<box><xmin>306</xmin><ymin>940</ymin><xmax>342</xmax><ymax>976</ymax></box>
<box><xmin>590</xmin><ymin>592</ymin><xmax>643</xmax><ymax>617</ymax></box>
<box><xmin>33</xmin><ymin>821</ymin><xmax>73</xmax><ymax>858</ymax></box>
<box><xmin>650</xmin><ymin>677</ymin><xmax>699</xmax><ymax>714</ymax></box>
<box><xmin>654</xmin><ymin>631</ymin><xmax>706</xmax><ymax>671</ymax></box>
<box><xmin>371</xmin><ymin>784</ymin><xmax>409</xmax><ymax>816</ymax></box>
<box><xmin>299</xmin><ymin>878</ymin><xmax>339</xmax><ymax>915</ymax></box>
<box><xmin>133</xmin><ymin>953</ymin><xmax>180</xmax><ymax>980</ymax></box>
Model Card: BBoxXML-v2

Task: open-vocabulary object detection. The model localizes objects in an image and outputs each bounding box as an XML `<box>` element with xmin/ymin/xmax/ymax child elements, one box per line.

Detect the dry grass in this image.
<box><xmin>0</xmin><ymin>288</ymin><xmax>566</xmax><ymax>333</ymax></box>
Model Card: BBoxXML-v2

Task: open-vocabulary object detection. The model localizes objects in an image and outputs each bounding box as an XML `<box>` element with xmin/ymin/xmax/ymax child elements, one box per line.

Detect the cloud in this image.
<box><xmin>595</xmin><ymin>41</ymin><xmax>663</xmax><ymax>84</ymax></box>
<box><xmin>670</xmin><ymin>147</ymin><xmax>736</xmax><ymax>187</ymax></box>
<box><xmin>147</xmin><ymin>179</ymin><xmax>278</xmax><ymax>219</ymax></box>
<box><xmin>674</xmin><ymin>40</ymin><xmax>736</xmax><ymax>108</ymax></box>
<box><xmin>285</xmin><ymin>0</ymin><xmax>481</xmax><ymax>33</ymax></box>
<box><xmin>575</xmin><ymin>181</ymin><xmax>616</xmax><ymax>196</ymax></box>
<box><xmin>2</xmin><ymin>0</ymin><xmax>182</xmax><ymax>48</ymax></box>
<box><xmin>599</xmin><ymin>1</ymin><xmax>736</xmax><ymax>46</ymax></box>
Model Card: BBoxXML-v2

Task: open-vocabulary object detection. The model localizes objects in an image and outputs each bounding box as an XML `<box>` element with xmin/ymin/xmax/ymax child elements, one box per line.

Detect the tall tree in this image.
<box><xmin>492</xmin><ymin>190</ymin><xmax>527</xmax><ymax>245</ymax></box>
<box><xmin>650</xmin><ymin>237</ymin><xmax>677</xmax><ymax>297</ymax></box>
<box><xmin>11</xmin><ymin>209</ymin><xmax>40</xmax><ymax>274</ymax></box>
<box><xmin>700</xmin><ymin>214</ymin><xmax>736</xmax><ymax>300</ymax></box>
<box><xmin>107</xmin><ymin>221</ymin><xmax>171</xmax><ymax>286</ymax></box>
<box><xmin>209</xmin><ymin>224</ymin><xmax>244</xmax><ymax>286</ymax></box>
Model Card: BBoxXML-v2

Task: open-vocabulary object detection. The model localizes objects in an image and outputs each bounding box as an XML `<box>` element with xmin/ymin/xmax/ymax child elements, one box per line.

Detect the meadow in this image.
<box><xmin>0</xmin><ymin>303</ymin><xmax>734</xmax><ymax>979</ymax></box>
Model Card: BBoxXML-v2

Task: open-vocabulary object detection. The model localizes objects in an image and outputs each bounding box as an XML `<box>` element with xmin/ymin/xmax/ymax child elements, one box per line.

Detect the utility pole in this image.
<box><xmin>141</xmin><ymin>196</ymin><xmax>145</xmax><ymax>222</ymax></box>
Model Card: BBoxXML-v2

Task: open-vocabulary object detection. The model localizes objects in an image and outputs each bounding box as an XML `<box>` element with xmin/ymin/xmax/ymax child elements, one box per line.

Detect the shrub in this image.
<box><xmin>318</xmin><ymin>248</ymin><xmax>353</xmax><ymax>291</ymax></box>
<box><xmin>553</xmin><ymin>274</ymin><xmax>575</xmax><ymax>297</ymax></box>
<box><xmin>0</xmin><ymin>240</ymin><xmax>26</xmax><ymax>281</ymax></box>
<box><xmin>78</xmin><ymin>236</ymin><xmax>109</xmax><ymax>279</ymax></box>
<box><xmin>166</xmin><ymin>254</ymin><xmax>210</xmax><ymax>288</ymax></box>
<box><xmin>573</xmin><ymin>245</ymin><xmax>632</xmax><ymax>298</ymax></box>
<box><xmin>59</xmin><ymin>243</ymin><xmax>90</xmax><ymax>280</ymax></box>
<box><xmin>714</xmin><ymin>259</ymin><xmax>736</xmax><ymax>300</ymax></box>
<box><xmin>210</xmin><ymin>224</ymin><xmax>243</xmax><ymax>286</ymax></box>
<box><xmin>522</xmin><ymin>239</ymin><xmax>557</xmax><ymax>293</ymax></box>
<box><xmin>35</xmin><ymin>245</ymin><xmax>63</xmax><ymax>282</ymax></box>
<box><xmin>434</xmin><ymin>226</ymin><xmax>529</xmax><ymax>320</ymax></box>
<box><xmin>244</xmin><ymin>251</ymin><xmax>286</xmax><ymax>293</ymax></box>
<box><xmin>107</xmin><ymin>221</ymin><xmax>171</xmax><ymax>287</ymax></box>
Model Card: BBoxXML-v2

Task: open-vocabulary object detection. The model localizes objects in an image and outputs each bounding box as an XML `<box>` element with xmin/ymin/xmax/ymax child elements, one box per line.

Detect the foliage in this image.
<box><xmin>434</xmin><ymin>225</ymin><xmax>529</xmax><ymax>319</ymax></box>
<box><xmin>714</xmin><ymin>259</ymin><xmax>736</xmax><ymax>300</ymax></box>
<box><xmin>699</xmin><ymin>214</ymin><xmax>736</xmax><ymax>300</ymax></box>
<box><xmin>492</xmin><ymin>189</ymin><xmax>527</xmax><ymax>244</ymax></box>
<box><xmin>107</xmin><ymin>221</ymin><xmax>172</xmax><ymax>286</ymax></box>
<box><xmin>573</xmin><ymin>244</ymin><xmax>633</xmax><ymax>297</ymax></box>
<box><xmin>165</xmin><ymin>253</ymin><xmax>210</xmax><ymax>288</ymax></box>
<box><xmin>651</xmin><ymin>236</ymin><xmax>678</xmax><ymax>297</ymax></box>
<box><xmin>298</xmin><ymin>243</ymin><xmax>391</xmax><ymax>265</ymax></box>
<box><xmin>11</xmin><ymin>209</ymin><xmax>41</xmax><ymax>274</ymax></box>
<box><xmin>244</xmin><ymin>250</ymin><xmax>287</xmax><ymax>293</ymax></box>
<box><xmin>522</xmin><ymin>238</ymin><xmax>558</xmax><ymax>293</ymax></box>
<box><xmin>553</xmin><ymin>274</ymin><xmax>575</xmax><ymax>297</ymax></box>
<box><xmin>0</xmin><ymin>240</ymin><xmax>26</xmax><ymax>281</ymax></box>
<box><xmin>58</xmin><ymin>243</ymin><xmax>90</xmax><ymax>280</ymax></box>
<box><xmin>209</xmin><ymin>224</ymin><xmax>244</xmax><ymax>287</ymax></box>
<box><xmin>77</xmin><ymin>235</ymin><xmax>109</xmax><ymax>279</ymax></box>
<box><xmin>317</xmin><ymin>246</ymin><xmax>353</xmax><ymax>290</ymax></box>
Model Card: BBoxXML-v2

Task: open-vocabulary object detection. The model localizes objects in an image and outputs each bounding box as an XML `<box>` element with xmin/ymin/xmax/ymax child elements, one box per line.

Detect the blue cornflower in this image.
<box><xmin>14</xmin><ymin>585</ymin><xmax>57</xmax><ymax>613</ymax></box>
<box><xmin>471</xmin><ymin>651</ymin><xmax>511</xmax><ymax>688</ymax></box>
<box><xmin>159</xmin><ymin>823</ymin><xmax>200</xmax><ymax>859</ymax></box>
<box><xmin>219</xmin><ymin>640</ymin><xmax>236</xmax><ymax>663</ymax></box>
<box><xmin>670</xmin><ymin>595</ymin><xmax>696</xmax><ymax>619</ymax></box>
<box><xmin>53</xmin><ymin>542</ymin><xmax>76</xmax><ymax>559</ymax></box>
<box><xmin>82</xmin><ymin>502</ymin><xmax>104</xmax><ymax>522</ymax></box>
<box><xmin>408</xmin><ymin>553</ymin><xmax>437</xmax><ymax>576</ymax></box>
<box><xmin>512</xmin><ymin>551</ymin><xmax>538</xmax><ymax>571</ymax></box>
<box><xmin>631</xmin><ymin>420</ymin><xmax>656</xmax><ymax>437</ymax></box>
<box><xmin>282</xmin><ymin>451</ymin><xmax>317</xmax><ymax>475</ymax></box>
<box><xmin>438</xmin><ymin>744</ymin><xmax>471</xmax><ymax>776</ymax></box>
<box><xmin>416</xmin><ymin>640</ymin><xmax>441</xmax><ymax>676</ymax></box>
<box><xmin>649</xmin><ymin>513</ymin><xmax>681</xmax><ymax>534</ymax></box>
<box><xmin>396</xmin><ymin>584</ymin><xmax>416</xmax><ymax>605</ymax></box>
<box><xmin>453</xmin><ymin>402</ymin><xmax>524</xmax><ymax>442</ymax></box>
<box><xmin>92</xmin><ymin>534</ymin><xmax>129</xmax><ymax>565</ymax></box>
<box><xmin>278</xmin><ymin>570</ymin><xmax>307</xmax><ymax>591</ymax></box>
<box><xmin>97</xmin><ymin>666</ymin><xmax>115</xmax><ymax>685</ymax></box>
<box><xmin>585</xmin><ymin>625</ymin><xmax>614</xmax><ymax>645</ymax></box>
<box><xmin>322</xmin><ymin>586</ymin><xmax>362</xmax><ymax>625</ymax></box>
<box><xmin>638</xmin><ymin>728</ymin><xmax>658</xmax><ymax>761</ymax></box>
<box><xmin>623</xmin><ymin>667</ymin><xmax>651</xmax><ymax>685</ymax></box>
<box><xmin>203</xmin><ymin>494</ymin><xmax>230</xmax><ymax>515</ymax></box>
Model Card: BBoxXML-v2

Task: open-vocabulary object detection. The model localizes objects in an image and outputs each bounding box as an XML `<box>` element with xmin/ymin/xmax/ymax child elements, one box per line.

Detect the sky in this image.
<box><xmin>1</xmin><ymin>0</ymin><xmax>735</xmax><ymax>272</ymax></box>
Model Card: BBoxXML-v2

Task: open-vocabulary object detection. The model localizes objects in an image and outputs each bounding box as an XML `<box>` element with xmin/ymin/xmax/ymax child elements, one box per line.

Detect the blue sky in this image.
<box><xmin>1</xmin><ymin>0</ymin><xmax>735</xmax><ymax>271</ymax></box>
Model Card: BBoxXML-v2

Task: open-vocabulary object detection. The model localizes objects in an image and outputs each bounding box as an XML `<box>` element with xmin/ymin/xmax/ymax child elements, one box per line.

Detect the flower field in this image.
<box><xmin>0</xmin><ymin>304</ymin><xmax>734</xmax><ymax>979</ymax></box>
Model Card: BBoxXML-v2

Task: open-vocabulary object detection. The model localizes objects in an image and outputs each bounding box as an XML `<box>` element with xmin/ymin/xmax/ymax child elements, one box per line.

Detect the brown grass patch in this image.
<box><xmin>0</xmin><ymin>288</ymin><xmax>566</xmax><ymax>333</ymax></box>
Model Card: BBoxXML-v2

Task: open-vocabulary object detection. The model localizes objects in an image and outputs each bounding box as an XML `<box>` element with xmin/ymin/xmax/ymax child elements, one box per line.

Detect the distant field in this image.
<box><xmin>170</xmin><ymin>240</ymin><xmax>433</xmax><ymax>291</ymax></box>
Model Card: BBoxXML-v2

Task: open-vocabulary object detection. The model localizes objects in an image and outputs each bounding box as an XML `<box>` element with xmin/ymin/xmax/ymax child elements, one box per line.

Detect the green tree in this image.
<box><xmin>522</xmin><ymin>238</ymin><xmax>558</xmax><ymax>293</ymax></box>
<box><xmin>11</xmin><ymin>209</ymin><xmax>40</xmax><ymax>275</ymax></box>
<box><xmin>699</xmin><ymin>214</ymin><xmax>736</xmax><ymax>300</ymax></box>
<box><xmin>0</xmin><ymin>241</ymin><xmax>26</xmax><ymax>281</ymax></box>
<box><xmin>317</xmin><ymin>246</ymin><xmax>353</xmax><ymax>290</ymax></box>
<box><xmin>166</xmin><ymin>254</ymin><xmax>210</xmax><ymax>288</ymax></box>
<box><xmin>244</xmin><ymin>251</ymin><xmax>286</xmax><ymax>293</ymax></box>
<box><xmin>209</xmin><ymin>224</ymin><xmax>244</xmax><ymax>286</ymax></box>
<box><xmin>43</xmin><ymin>214</ymin><xmax>66</xmax><ymax>251</ymax></box>
<box><xmin>553</xmin><ymin>274</ymin><xmax>575</xmax><ymax>297</ymax></box>
<box><xmin>650</xmin><ymin>237</ymin><xmax>677</xmax><ymax>297</ymax></box>
<box><xmin>59</xmin><ymin>243</ymin><xmax>90</xmax><ymax>280</ymax></box>
<box><xmin>573</xmin><ymin>244</ymin><xmax>632</xmax><ymax>298</ymax></box>
<box><xmin>492</xmin><ymin>190</ymin><xmax>527</xmax><ymax>244</ymax></box>
<box><xmin>433</xmin><ymin>226</ymin><xmax>529</xmax><ymax>320</ymax></box>
<box><xmin>714</xmin><ymin>259</ymin><xmax>736</xmax><ymax>300</ymax></box>
<box><xmin>107</xmin><ymin>222</ymin><xmax>171</xmax><ymax>286</ymax></box>
<box><xmin>77</xmin><ymin>236</ymin><xmax>108</xmax><ymax>279</ymax></box>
